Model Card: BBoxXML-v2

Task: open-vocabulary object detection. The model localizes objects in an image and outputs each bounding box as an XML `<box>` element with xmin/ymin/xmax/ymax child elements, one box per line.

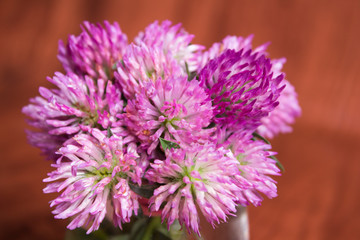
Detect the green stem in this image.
<box><xmin>92</xmin><ymin>229</ymin><xmax>109</xmax><ymax>240</ymax></box>
<box><xmin>142</xmin><ymin>217</ymin><xmax>161</xmax><ymax>240</ymax></box>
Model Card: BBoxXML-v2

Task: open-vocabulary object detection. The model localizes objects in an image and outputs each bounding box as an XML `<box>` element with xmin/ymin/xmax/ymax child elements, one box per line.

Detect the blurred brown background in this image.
<box><xmin>1</xmin><ymin>0</ymin><xmax>360</xmax><ymax>239</ymax></box>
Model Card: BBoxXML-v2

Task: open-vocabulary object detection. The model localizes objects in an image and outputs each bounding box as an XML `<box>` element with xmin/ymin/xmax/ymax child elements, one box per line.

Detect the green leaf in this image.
<box><xmin>159</xmin><ymin>138</ymin><xmax>180</xmax><ymax>151</ymax></box>
<box><xmin>128</xmin><ymin>182</ymin><xmax>160</xmax><ymax>199</ymax></box>
<box><xmin>252</xmin><ymin>132</ymin><xmax>285</xmax><ymax>172</ymax></box>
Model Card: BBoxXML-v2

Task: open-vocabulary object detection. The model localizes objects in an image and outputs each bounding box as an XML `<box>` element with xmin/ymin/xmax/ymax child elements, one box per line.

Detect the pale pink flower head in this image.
<box><xmin>115</xmin><ymin>43</ymin><xmax>184</xmax><ymax>99</ymax></box>
<box><xmin>146</xmin><ymin>144</ymin><xmax>240</xmax><ymax>235</ymax></box>
<box><xmin>22</xmin><ymin>72</ymin><xmax>125</xmax><ymax>136</ymax></box>
<box><xmin>43</xmin><ymin>129</ymin><xmax>142</xmax><ymax>233</ymax></box>
<box><xmin>135</xmin><ymin>20</ymin><xmax>204</xmax><ymax>72</ymax></box>
<box><xmin>58</xmin><ymin>21</ymin><xmax>127</xmax><ymax>80</ymax></box>
<box><xmin>199</xmin><ymin>49</ymin><xmax>284</xmax><ymax>132</ymax></box>
<box><xmin>197</xmin><ymin>34</ymin><xmax>266</xmax><ymax>69</ymax></box>
<box><xmin>125</xmin><ymin>76</ymin><xmax>213</xmax><ymax>154</ymax></box>
<box><xmin>257</xmin><ymin>58</ymin><xmax>301</xmax><ymax>138</ymax></box>
<box><xmin>217</xmin><ymin>130</ymin><xmax>281</xmax><ymax>206</ymax></box>
<box><xmin>22</xmin><ymin>72</ymin><xmax>129</xmax><ymax>160</ymax></box>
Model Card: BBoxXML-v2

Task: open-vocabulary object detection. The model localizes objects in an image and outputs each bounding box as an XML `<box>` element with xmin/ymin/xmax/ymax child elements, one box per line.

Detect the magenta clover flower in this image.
<box><xmin>58</xmin><ymin>21</ymin><xmax>128</xmax><ymax>80</ymax></box>
<box><xmin>43</xmin><ymin>129</ymin><xmax>142</xmax><ymax>233</ymax></box>
<box><xmin>198</xmin><ymin>35</ymin><xmax>300</xmax><ymax>137</ymax></box>
<box><xmin>199</xmin><ymin>48</ymin><xmax>284</xmax><ymax>132</ymax></box>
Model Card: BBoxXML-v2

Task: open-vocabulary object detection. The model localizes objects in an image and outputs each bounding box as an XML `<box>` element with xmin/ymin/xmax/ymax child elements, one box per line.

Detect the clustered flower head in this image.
<box><xmin>43</xmin><ymin>129</ymin><xmax>142</xmax><ymax>233</ymax></box>
<box><xmin>146</xmin><ymin>144</ymin><xmax>240</xmax><ymax>235</ymax></box>
<box><xmin>23</xmin><ymin>20</ymin><xmax>301</xmax><ymax>236</ymax></box>
<box><xmin>125</xmin><ymin>76</ymin><xmax>213</xmax><ymax>154</ymax></box>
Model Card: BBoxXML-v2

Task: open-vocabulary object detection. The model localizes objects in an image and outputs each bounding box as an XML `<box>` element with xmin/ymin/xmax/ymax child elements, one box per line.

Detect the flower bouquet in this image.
<box><xmin>23</xmin><ymin>20</ymin><xmax>301</xmax><ymax>239</ymax></box>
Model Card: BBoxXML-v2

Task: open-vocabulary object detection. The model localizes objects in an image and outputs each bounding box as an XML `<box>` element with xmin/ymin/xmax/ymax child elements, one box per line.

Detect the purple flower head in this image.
<box><xmin>135</xmin><ymin>20</ymin><xmax>204</xmax><ymax>72</ymax></box>
<box><xmin>125</xmin><ymin>76</ymin><xmax>213</xmax><ymax>154</ymax></box>
<box><xmin>257</xmin><ymin>58</ymin><xmax>301</xmax><ymax>138</ymax></box>
<box><xmin>43</xmin><ymin>129</ymin><xmax>142</xmax><ymax>233</ymax></box>
<box><xmin>115</xmin><ymin>43</ymin><xmax>184</xmax><ymax>99</ymax></box>
<box><xmin>217</xmin><ymin>130</ymin><xmax>280</xmax><ymax>206</ymax></box>
<box><xmin>58</xmin><ymin>21</ymin><xmax>127</xmax><ymax>80</ymax></box>
<box><xmin>198</xmin><ymin>35</ymin><xmax>300</xmax><ymax>136</ymax></box>
<box><xmin>146</xmin><ymin>144</ymin><xmax>240</xmax><ymax>235</ymax></box>
<box><xmin>199</xmin><ymin>49</ymin><xmax>285</xmax><ymax>132</ymax></box>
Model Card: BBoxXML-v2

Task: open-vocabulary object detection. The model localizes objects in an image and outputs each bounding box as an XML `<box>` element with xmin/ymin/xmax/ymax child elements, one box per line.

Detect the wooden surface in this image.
<box><xmin>1</xmin><ymin>0</ymin><xmax>360</xmax><ymax>239</ymax></box>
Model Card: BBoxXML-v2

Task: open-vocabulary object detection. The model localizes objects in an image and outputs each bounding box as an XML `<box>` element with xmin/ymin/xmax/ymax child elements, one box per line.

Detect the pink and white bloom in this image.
<box><xmin>23</xmin><ymin>72</ymin><xmax>125</xmax><ymax>137</ymax></box>
<box><xmin>217</xmin><ymin>130</ymin><xmax>281</xmax><ymax>206</ymax></box>
<box><xmin>135</xmin><ymin>20</ymin><xmax>204</xmax><ymax>72</ymax></box>
<box><xmin>257</xmin><ymin>58</ymin><xmax>301</xmax><ymax>138</ymax></box>
<box><xmin>146</xmin><ymin>144</ymin><xmax>241</xmax><ymax>235</ymax></box>
<box><xmin>115</xmin><ymin>43</ymin><xmax>184</xmax><ymax>99</ymax></box>
<box><xmin>125</xmin><ymin>76</ymin><xmax>213</xmax><ymax>154</ymax></box>
<box><xmin>43</xmin><ymin>130</ymin><xmax>142</xmax><ymax>233</ymax></box>
<box><xmin>58</xmin><ymin>21</ymin><xmax>128</xmax><ymax>80</ymax></box>
<box><xmin>197</xmin><ymin>34</ymin><xmax>268</xmax><ymax>69</ymax></box>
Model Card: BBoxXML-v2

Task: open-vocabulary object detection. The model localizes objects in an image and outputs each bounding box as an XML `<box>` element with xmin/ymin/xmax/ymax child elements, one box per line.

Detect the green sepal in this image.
<box><xmin>252</xmin><ymin>132</ymin><xmax>285</xmax><ymax>172</ymax></box>
<box><xmin>185</xmin><ymin>62</ymin><xmax>197</xmax><ymax>81</ymax></box>
<box><xmin>252</xmin><ymin>132</ymin><xmax>270</xmax><ymax>144</ymax></box>
<box><xmin>269</xmin><ymin>155</ymin><xmax>285</xmax><ymax>172</ymax></box>
<box><xmin>159</xmin><ymin>137</ymin><xmax>180</xmax><ymax>151</ymax></box>
<box><xmin>107</xmin><ymin>127</ymin><xmax>113</xmax><ymax>137</ymax></box>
